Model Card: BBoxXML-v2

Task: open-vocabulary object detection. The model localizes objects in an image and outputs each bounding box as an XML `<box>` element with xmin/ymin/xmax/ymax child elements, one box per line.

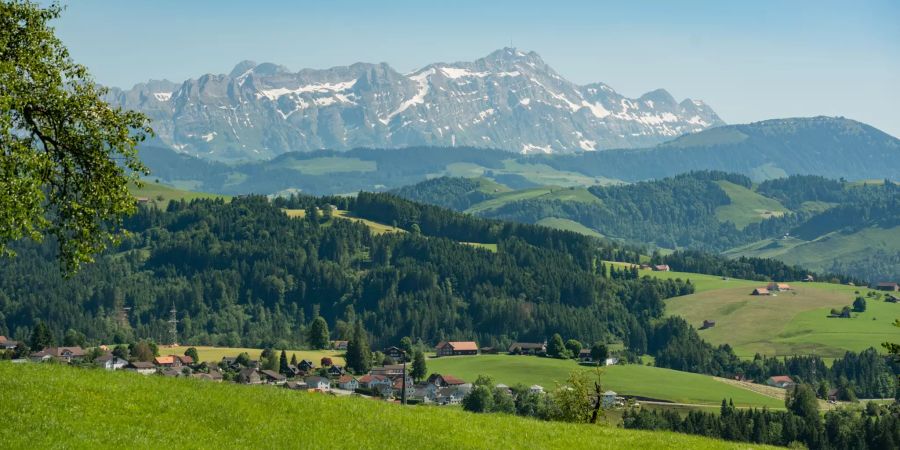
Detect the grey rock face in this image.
<box><xmin>109</xmin><ymin>48</ymin><xmax>723</xmax><ymax>160</ymax></box>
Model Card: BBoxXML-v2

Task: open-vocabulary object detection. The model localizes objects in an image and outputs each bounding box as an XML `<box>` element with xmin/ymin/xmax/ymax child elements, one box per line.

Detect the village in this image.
<box><xmin>0</xmin><ymin>335</ymin><xmax>643</xmax><ymax>408</ymax></box>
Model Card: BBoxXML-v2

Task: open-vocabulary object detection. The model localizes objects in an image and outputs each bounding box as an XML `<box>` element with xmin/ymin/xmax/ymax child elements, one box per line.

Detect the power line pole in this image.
<box><xmin>168</xmin><ymin>303</ymin><xmax>179</xmax><ymax>346</ymax></box>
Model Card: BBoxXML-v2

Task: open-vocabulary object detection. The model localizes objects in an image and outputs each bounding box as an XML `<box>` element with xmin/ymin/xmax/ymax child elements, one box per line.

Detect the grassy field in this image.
<box><xmin>666</xmin><ymin>284</ymin><xmax>897</xmax><ymax>358</ymax></box>
<box><xmin>713</xmin><ymin>181</ymin><xmax>788</xmax><ymax>229</ymax></box>
<box><xmin>437</xmin><ymin>160</ymin><xmax>622</xmax><ymax>188</ymax></box>
<box><xmin>426</xmin><ymin>355</ymin><xmax>783</xmax><ymax>408</ymax></box>
<box><xmin>725</xmin><ymin>225</ymin><xmax>900</xmax><ymax>275</ymax></box>
<box><xmin>130</xmin><ymin>181</ymin><xmax>228</xmax><ymax>208</ymax></box>
<box><xmin>283</xmin><ymin>208</ymin><xmax>405</xmax><ymax>235</ymax></box>
<box><xmin>160</xmin><ymin>345</ymin><xmax>345</xmax><ymax>366</ymax></box>
<box><xmin>0</xmin><ymin>364</ymin><xmax>766</xmax><ymax>449</ymax></box>
<box><xmin>465</xmin><ymin>186</ymin><xmax>601</xmax><ymax>214</ymax></box>
<box><xmin>461</xmin><ymin>242</ymin><xmax>499</xmax><ymax>252</ymax></box>
<box><xmin>537</xmin><ymin>217</ymin><xmax>605</xmax><ymax>238</ymax></box>
<box><xmin>283</xmin><ymin>156</ymin><xmax>377</xmax><ymax>175</ymax></box>
<box><xmin>606</xmin><ymin>262</ymin><xmax>759</xmax><ymax>293</ymax></box>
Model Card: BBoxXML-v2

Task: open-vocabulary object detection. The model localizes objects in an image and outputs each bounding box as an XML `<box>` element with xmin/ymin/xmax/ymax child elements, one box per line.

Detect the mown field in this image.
<box><xmin>161</xmin><ymin>346</ymin><xmax>345</xmax><ymax>366</ymax></box>
<box><xmin>130</xmin><ymin>181</ymin><xmax>228</xmax><ymax>208</ymax></box>
<box><xmin>283</xmin><ymin>208</ymin><xmax>405</xmax><ymax>235</ymax></box>
<box><xmin>666</xmin><ymin>284</ymin><xmax>897</xmax><ymax>358</ymax></box>
<box><xmin>426</xmin><ymin>355</ymin><xmax>784</xmax><ymax>409</ymax></box>
<box><xmin>713</xmin><ymin>180</ymin><xmax>788</xmax><ymax>229</ymax></box>
<box><xmin>0</xmin><ymin>363</ymin><xmax>768</xmax><ymax>449</ymax></box>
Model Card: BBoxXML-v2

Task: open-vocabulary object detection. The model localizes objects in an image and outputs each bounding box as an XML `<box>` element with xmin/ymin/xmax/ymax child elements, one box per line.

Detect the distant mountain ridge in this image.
<box><xmin>139</xmin><ymin>116</ymin><xmax>899</xmax><ymax>196</ymax></box>
<box><xmin>107</xmin><ymin>48</ymin><xmax>723</xmax><ymax>160</ymax></box>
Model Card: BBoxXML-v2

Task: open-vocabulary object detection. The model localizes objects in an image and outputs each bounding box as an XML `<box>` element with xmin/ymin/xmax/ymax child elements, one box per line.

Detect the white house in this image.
<box><xmin>127</xmin><ymin>361</ymin><xmax>157</xmax><ymax>375</ymax></box>
<box><xmin>95</xmin><ymin>353</ymin><xmax>128</xmax><ymax>370</ymax></box>
<box><xmin>529</xmin><ymin>385</ymin><xmax>545</xmax><ymax>395</ymax></box>
<box><xmin>337</xmin><ymin>375</ymin><xmax>359</xmax><ymax>391</ymax></box>
<box><xmin>305</xmin><ymin>376</ymin><xmax>331</xmax><ymax>391</ymax></box>
<box><xmin>602</xmin><ymin>390</ymin><xmax>618</xmax><ymax>408</ymax></box>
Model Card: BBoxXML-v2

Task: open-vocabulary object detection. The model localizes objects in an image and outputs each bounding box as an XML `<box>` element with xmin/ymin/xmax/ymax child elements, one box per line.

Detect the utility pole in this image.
<box><xmin>168</xmin><ymin>303</ymin><xmax>179</xmax><ymax>346</ymax></box>
<box><xmin>401</xmin><ymin>350</ymin><xmax>408</xmax><ymax>405</ymax></box>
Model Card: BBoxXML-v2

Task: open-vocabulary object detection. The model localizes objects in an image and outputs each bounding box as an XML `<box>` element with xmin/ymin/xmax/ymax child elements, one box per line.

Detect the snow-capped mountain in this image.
<box><xmin>107</xmin><ymin>48</ymin><xmax>724</xmax><ymax>160</ymax></box>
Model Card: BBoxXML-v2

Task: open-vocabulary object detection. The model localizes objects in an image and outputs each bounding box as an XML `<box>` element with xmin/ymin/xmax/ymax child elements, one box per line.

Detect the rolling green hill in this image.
<box><xmin>713</xmin><ymin>180</ymin><xmax>788</xmax><ymax>229</ymax></box>
<box><xmin>0</xmin><ymin>363</ymin><xmax>765</xmax><ymax>449</ymax></box>
<box><xmin>426</xmin><ymin>355</ymin><xmax>784</xmax><ymax>409</ymax></box>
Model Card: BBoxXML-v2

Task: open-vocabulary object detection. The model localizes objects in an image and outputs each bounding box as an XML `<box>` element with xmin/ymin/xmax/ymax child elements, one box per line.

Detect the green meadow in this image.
<box><xmin>666</xmin><ymin>284</ymin><xmax>897</xmax><ymax>358</ymax></box>
<box><xmin>0</xmin><ymin>363</ymin><xmax>768</xmax><ymax>449</ymax></box>
<box><xmin>426</xmin><ymin>355</ymin><xmax>783</xmax><ymax>408</ymax></box>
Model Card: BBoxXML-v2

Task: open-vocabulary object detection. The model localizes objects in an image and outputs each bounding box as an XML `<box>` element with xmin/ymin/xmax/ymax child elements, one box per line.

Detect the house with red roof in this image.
<box><xmin>435</xmin><ymin>341</ymin><xmax>478</xmax><ymax>357</ymax></box>
<box><xmin>765</xmin><ymin>375</ymin><xmax>795</xmax><ymax>389</ymax></box>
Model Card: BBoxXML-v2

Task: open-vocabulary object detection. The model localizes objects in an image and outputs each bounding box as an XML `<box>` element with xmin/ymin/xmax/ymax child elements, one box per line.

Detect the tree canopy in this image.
<box><xmin>0</xmin><ymin>0</ymin><xmax>151</xmax><ymax>271</ymax></box>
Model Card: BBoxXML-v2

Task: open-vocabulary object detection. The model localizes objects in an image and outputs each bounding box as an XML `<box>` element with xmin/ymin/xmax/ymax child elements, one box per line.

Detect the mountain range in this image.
<box><xmin>106</xmin><ymin>48</ymin><xmax>723</xmax><ymax>161</ymax></box>
<box><xmin>139</xmin><ymin>116</ymin><xmax>899</xmax><ymax>196</ymax></box>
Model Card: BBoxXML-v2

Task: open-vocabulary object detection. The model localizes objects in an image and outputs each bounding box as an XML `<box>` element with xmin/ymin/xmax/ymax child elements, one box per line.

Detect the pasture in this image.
<box><xmin>426</xmin><ymin>355</ymin><xmax>783</xmax><ymax>408</ymax></box>
<box><xmin>0</xmin><ymin>363</ymin><xmax>764</xmax><ymax>449</ymax></box>
<box><xmin>666</xmin><ymin>284</ymin><xmax>896</xmax><ymax>358</ymax></box>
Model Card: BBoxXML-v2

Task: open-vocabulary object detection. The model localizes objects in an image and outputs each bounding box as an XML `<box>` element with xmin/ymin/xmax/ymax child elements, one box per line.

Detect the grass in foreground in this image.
<box><xmin>0</xmin><ymin>363</ymin><xmax>769</xmax><ymax>449</ymax></box>
<box><xmin>426</xmin><ymin>355</ymin><xmax>783</xmax><ymax>408</ymax></box>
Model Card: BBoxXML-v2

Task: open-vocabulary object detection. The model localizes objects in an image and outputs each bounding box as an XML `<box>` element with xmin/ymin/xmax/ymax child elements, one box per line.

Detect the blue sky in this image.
<box><xmin>51</xmin><ymin>0</ymin><xmax>899</xmax><ymax>136</ymax></box>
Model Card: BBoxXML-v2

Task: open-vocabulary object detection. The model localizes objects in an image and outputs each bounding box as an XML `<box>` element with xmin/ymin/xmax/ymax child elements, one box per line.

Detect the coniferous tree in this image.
<box><xmin>345</xmin><ymin>321</ymin><xmax>372</xmax><ymax>374</ymax></box>
<box><xmin>308</xmin><ymin>316</ymin><xmax>330</xmax><ymax>350</ymax></box>
<box><xmin>279</xmin><ymin>349</ymin><xmax>290</xmax><ymax>376</ymax></box>
<box><xmin>411</xmin><ymin>350</ymin><xmax>427</xmax><ymax>382</ymax></box>
<box><xmin>547</xmin><ymin>333</ymin><xmax>568</xmax><ymax>359</ymax></box>
<box><xmin>29</xmin><ymin>321</ymin><xmax>53</xmax><ymax>351</ymax></box>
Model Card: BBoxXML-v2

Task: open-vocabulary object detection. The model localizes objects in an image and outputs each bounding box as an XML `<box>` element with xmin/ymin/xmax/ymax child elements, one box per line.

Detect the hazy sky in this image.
<box><xmin>50</xmin><ymin>0</ymin><xmax>899</xmax><ymax>136</ymax></box>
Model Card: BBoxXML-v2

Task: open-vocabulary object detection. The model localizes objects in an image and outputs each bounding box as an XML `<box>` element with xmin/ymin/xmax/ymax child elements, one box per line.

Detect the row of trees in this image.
<box><xmin>624</xmin><ymin>385</ymin><xmax>900</xmax><ymax>449</ymax></box>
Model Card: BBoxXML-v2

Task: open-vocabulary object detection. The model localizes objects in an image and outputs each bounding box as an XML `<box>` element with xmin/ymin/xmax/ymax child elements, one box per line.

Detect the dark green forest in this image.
<box><xmin>0</xmin><ymin>194</ymin><xmax>692</xmax><ymax>350</ymax></box>
<box><xmin>395</xmin><ymin>172</ymin><xmax>899</xmax><ymax>281</ymax></box>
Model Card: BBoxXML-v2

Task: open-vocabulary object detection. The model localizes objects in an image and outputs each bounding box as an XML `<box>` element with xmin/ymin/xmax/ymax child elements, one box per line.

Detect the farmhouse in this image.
<box><xmin>0</xmin><ymin>336</ymin><xmax>17</xmax><ymax>350</ymax></box>
<box><xmin>427</xmin><ymin>373</ymin><xmax>467</xmax><ymax>387</ymax></box>
<box><xmin>752</xmin><ymin>287</ymin><xmax>770</xmax><ymax>296</ymax></box>
<box><xmin>337</xmin><ymin>375</ymin><xmax>359</xmax><ymax>391</ymax></box>
<box><xmin>154</xmin><ymin>355</ymin><xmax>193</xmax><ymax>368</ymax></box>
<box><xmin>766</xmin><ymin>375</ymin><xmax>795</xmax><ymax>389</ymax></box>
<box><xmin>508</xmin><ymin>342</ymin><xmax>546</xmax><ymax>355</ymax></box>
<box><xmin>875</xmin><ymin>282</ymin><xmax>899</xmax><ymax>292</ymax></box>
<box><xmin>260</xmin><ymin>370</ymin><xmax>287</xmax><ymax>385</ymax></box>
<box><xmin>284</xmin><ymin>380</ymin><xmax>308</xmax><ymax>390</ymax></box>
<box><xmin>383</xmin><ymin>346</ymin><xmax>406</xmax><ymax>361</ymax></box>
<box><xmin>332</xmin><ymin>340</ymin><xmax>349</xmax><ymax>350</ymax></box>
<box><xmin>652</xmin><ymin>265</ymin><xmax>670</xmax><ymax>272</ymax></box>
<box><xmin>297</xmin><ymin>359</ymin><xmax>315</xmax><ymax>372</ymax></box>
<box><xmin>193</xmin><ymin>370</ymin><xmax>223</xmax><ymax>382</ymax></box>
<box><xmin>371</xmin><ymin>364</ymin><xmax>405</xmax><ymax>377</ymax></box>
<box><xmin>95</xmin><ymin>353</ymin><xmax>128</xmax><ymax>370</ymax></box>
<box><xmin>578</xmin><ymin>348</ymin><xmax>592</xmax><ymax>362</ymax></box>
<box><xmin>237</xmin><ymin>368</ymin><xmax>262</xmax><ymax>385</ymax></box>
<box><xmin>767</xmin><ymin>282</ymin><xmax>792</xmax><ymax>292</ymax></box>
<box><xmin>803</xmin><ymin>275</ymin><xmax>815</xmax><ymax>282</ymax></box>
<box><xmin>530</xmin><ymin>385</ymin><xmax>545</xmax><ymax>394</ymax></box>
<box><xmin>305</xmin><ymin>376</ymin><xmax>331</xmax><ymax>391</ymax></box>
<box><xmin>127</xmin><ymin>361</ymin><xmax>157</xmax><ymax>375</ymax></box>
<box><xmin>359</xmin><ymin>374</ymin><xmax>392</xmax><ymax>390</ymax></box>
<box><xmin>435</xmin><ymin>341</ymin><xmax>478</xmax><ymax>357</ymax></box>
<box><xmin>479</xmin><ymin>346</ymin><xmax>499</xmax><ymax>354</ymax></box>
<box><xmin>327</xmin><ymin>365</ymin><xmax>345</xmax><ymax>377</ymax></box>
<box><xmin>31</xmin><ymin>346</ymin><xmax>86</xmax><ymax>363</ymax></box>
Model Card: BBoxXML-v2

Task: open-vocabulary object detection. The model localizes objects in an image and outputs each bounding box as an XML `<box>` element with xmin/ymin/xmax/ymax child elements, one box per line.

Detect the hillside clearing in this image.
<box><xmin>537</xmin><ymin>217</ymin><xmax>605</xmax><ymax>238</ymax></box>
<box><xmin>0</xmin><ymin>363</ymin><xmax>765</xmax><ymax>449</ymax></box>
<box><xmin>130</xmin><ymin>182</ymin><xmax>228</xmax><ymax>208</ymax></box>
<box><xmin>714</xmin><ymin>181</ymin><xmax>788</xmax><ymax>229</ymax></box>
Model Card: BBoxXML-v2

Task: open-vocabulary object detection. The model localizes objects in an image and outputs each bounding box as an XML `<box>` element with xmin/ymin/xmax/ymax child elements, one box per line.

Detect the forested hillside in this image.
<box><xmin>0</xmin><ymin>194</ymin><xmax>697</xmax><ymax>350</ymax></box>
<box><xmin>395</xmin><ymin>173</ymin><xmax>899</xmax><ymax>282</ymax></box>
